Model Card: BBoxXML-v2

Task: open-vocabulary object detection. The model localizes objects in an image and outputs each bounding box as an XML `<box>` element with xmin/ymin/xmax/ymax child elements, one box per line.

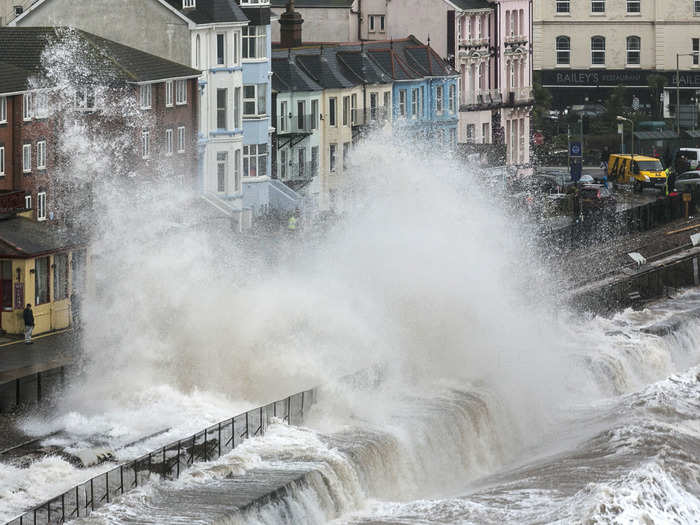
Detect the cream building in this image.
<box><xmin>534</xmin><ymin>0</ymin><xmax>700</xmax><ymax>126</ymax></box>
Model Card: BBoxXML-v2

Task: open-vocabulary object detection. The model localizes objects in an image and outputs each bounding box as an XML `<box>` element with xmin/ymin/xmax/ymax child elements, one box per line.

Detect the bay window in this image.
<box><xmin>243</xmin><ymin>84</ymin><xmax>266</xmax><ymax>117</ymax></box>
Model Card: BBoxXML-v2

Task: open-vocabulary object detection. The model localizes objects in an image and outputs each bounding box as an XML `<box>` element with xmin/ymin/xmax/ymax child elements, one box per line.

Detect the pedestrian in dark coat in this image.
<box><xmin>23</xmin><ymin>304</ymin><xmax>34</xmax><ymax>344</ymax></box>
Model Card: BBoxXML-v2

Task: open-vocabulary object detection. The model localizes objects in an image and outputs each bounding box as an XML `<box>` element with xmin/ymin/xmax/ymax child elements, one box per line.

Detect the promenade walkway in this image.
<box><xmin>0</xmin><ymin>329</ymin><xmax>79</xmax><ymax>386</ymax></box>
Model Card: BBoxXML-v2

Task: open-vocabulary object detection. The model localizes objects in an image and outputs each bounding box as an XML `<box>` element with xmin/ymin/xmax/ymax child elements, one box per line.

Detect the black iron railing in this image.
<box><xmin>5</xmin><ymin>388</ymin><xmax>316</xmax><ymax>525</ymax></box>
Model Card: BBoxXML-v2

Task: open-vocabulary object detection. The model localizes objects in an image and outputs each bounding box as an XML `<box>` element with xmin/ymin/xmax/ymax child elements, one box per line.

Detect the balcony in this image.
<box><xmin>505</xmin><ymin>34</ymin><xmax>528</xmax><ymax>46</ymax></box>
<box><xmin>460</xmin><ymin>89</ymin><xmax>502</xmax><ymax>111</ymax></box>
<box><xmin>459</xmin><ymin>37</ymin><xmax>490</xmax><ymax>49</ymax></box>
<box><xmin>278</xmin><ymin>114</ymin><xmax>317</xmax><ymax>135</ymax></box>
<box><xmin>351</xmin><ymin>107</ymin><xmax>389</xmax><ymax>127</ymax></box>
<box><xmin>280</xmin><ymin>161</ymin><xmax>318</xmax><ymax>182</ymax></box>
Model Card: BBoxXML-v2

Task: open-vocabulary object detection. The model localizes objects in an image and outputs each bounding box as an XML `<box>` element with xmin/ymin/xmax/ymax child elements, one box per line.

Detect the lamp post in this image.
<box><xmin>676</xmin><ymin>52</ymin><xmax>700</xmax><ymax>135</ymax></box>
<box><xmin>617</xmin><ymin>115</ymin><xmax>633</xmax><ymax>155</ymax></box>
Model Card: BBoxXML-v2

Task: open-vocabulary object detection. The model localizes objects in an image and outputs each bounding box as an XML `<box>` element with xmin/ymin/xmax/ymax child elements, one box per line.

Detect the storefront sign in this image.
<box><xmin>14</xmin><ymin>283</ymin><xmax>23</xmax><ymax>309</ymax></box>
<box><xmin>540</xmin><ymin>69</ymin><xmax>700</xmax><ymax>88</ymax></box>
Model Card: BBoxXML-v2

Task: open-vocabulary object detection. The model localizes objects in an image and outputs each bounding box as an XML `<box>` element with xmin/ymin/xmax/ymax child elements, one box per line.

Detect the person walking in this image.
<box><xmin>23</xmin><ymin>303</ymin><xmax>34</xmax><ymax>344</ymax></box>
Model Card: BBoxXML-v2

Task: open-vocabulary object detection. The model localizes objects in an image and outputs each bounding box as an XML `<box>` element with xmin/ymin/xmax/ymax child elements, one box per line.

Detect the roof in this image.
<box><xmin>271</xmin><ymin>0</ymin><xmax>353</xmax><ymax>7</ymax></box>
<box><xmin>0</xmin><ymin>217</ymin><xmax>82</xmax><ymax>258</ymax></box>
<box><xmin>161</xmin><ymin>0</ymin><xmax>248</xmax><ymax>24</ymax></box>
<box><xmin>0</xmin><ymin>27</ymin><xmax>200</xmax><ymax>93</ymax></box>
<box><xmin>272</xmin><ymin>55</ymin><xmax>322</xmax><ymax>91</ymax></box>
<box><xmin>447</xmin><ymin>0</ymin><xmax>492</xmax><ymax>10</ymax></box>
<box><xmin>633</xmin><ymin>131</ymin><xmax>679</xmax><ymax>140</ymax></box>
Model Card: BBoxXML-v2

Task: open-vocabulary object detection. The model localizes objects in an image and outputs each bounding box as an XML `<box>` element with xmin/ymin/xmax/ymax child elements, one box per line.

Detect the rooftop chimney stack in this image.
<box><xmin>280</xmin><ymin>0</ymin><xmax>303</xmax><ymax>48</ymax></box>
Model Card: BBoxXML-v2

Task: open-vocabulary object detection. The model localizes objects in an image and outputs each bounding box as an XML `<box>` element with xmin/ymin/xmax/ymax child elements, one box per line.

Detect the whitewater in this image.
<box><xmin>0</xmin><ymin>29</ymin><xmax>698</xmax><ymax>524</ymax></box>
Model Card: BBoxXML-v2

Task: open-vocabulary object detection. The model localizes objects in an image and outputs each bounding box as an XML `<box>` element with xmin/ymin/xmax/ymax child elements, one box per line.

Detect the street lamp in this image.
<box><xmin>617</xmin><ymin>115</ymin><xmax>633</xmax><ymax>155</ymax></box>
<box><xmin>676</xmin><ymin>52</ymin><xmax>700</xmax><ymax>134</ymax></box>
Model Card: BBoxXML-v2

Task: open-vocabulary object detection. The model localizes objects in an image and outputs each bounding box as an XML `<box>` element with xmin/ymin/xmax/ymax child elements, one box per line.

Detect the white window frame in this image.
<box><xmin>183</xmin><ymin>0</ymin><xmax>196</xmax><ymax>7</ymax></box>
<box><xmin>22</xmin><ymin>144</ymin><xmax>31</xmax><ymax>173</ymax></box>
<box><xmin>556</xmin><ymin>0</ymin><xmax>570</xmax><ymax>13</ymax></box>
<box><xmin>25</xmin><ymin>194</ymin><xmax>31</xmax><ymax>210</ymax></box>
<box><xmin>329</xmin><ymin>143</ymin><xmax>337</xmax><ymax>172</ymax></box>
<box><xmin>591</xmin><ymin>36</ymin><xmax>606</xmax><ymax>65</ymax></box>
<box><xmin>216</xmin><ymin>151</ymin><xmax>228</xmax><ymax>193</ymax></box>
<box><xmin>448</xmin><ymin>84</ymin><xmax>455</xmax><ymax>112</ymax></box>
<box><xmin>556</xmin><ymin>36</ymin><xmax>571</xmax><ymax>65</ymax></box>
<box><xmin>35</xmin><ymin>93</ymin><xmax>49</xmax><ymax>119</ymax></box>
<box><xmin>626</xmin><ymin>36</ymin><xmax>641</xmax><ymax>65</ymax></box>
<box><xmin>217</xmin><ymin>88</ymin><xmax>228</xmax><ymax>129</ymax></box>
<box><xmin>399</xmin><ymin>89</ymin><xmax>406</xmax><ymax>117</ymax></box>
<box><xmin>696</xmin><ymin>0</ymin><xmax>700</xmax><ymax>14</ymax></box>
<box><xmin>411</xmin><ymin>88</ymin><xmax>419</xmax><ymax>118</ymax></box>
<box><xmin>36</xmin><ymin>140</ymin><xmax>46</xmax><ymax>170</ymax></box>
<box><xmin>242</xmin><ymin>26</ymin><xmax>266</xmax><ymax>60</ymax></box>
<box><xmin>0</xmin><ymin>146</ymin><xmax>4</xmax><ymax>176</ymax></box>
<box><xmin>627</xmin><ymin>0</ymin><xmax>640</xmax><ymax>13</ymax></box>
<box><xmin>242</xmin><ymin>143</ymin><xmax>267</xmax><ymax>178</ymax></box>
<box><xmin>591</xmin><ymin>0</ymin><xmax>605</xmax><ymax>12</ymax></box>
<box><xmin>139</xmin><ymin>84</ymin><xmax>152</xmax><ymax>110</ymax></box>
<box><xmin>436</xmin><ymin>85</ymin><xmax>443</xmax><ymax>114</ymax></box>
<box><xmin>23</xmin><ymin>93</ymin><xmax>33</xmax><ymax>121</ymax></box>
<box><xmin>243</xmin><ymin>84</ymin><xmax>266</xmax><ymax>117</ymax></box>
<box><xmin>280</xmin><ymin>100</ymin><xmax>287</xmax><ymax>131</ymax></box>
<box><xmin>176</xmin><ymin>80</ymin><xmax>187</xmax><ymax>105</ymax></box>
<box><xmin>165</xmin><ymin>128</ymin><xmax>173</xmax><ymax>156</ymax></box>
<box><xmin>165</xmin><ymin>80</ymin><xmax>174</xmax><ymax>107</ymax></box>
<box><xmin>329</xmin><ymin>97</ymin><xmax>337</xmax><ymax>126</ymax></box>
<box><xmin>141</xmin><ymin>130</ymin><xmax>150</xmax><ymax>159</ymax></box>
<box><xmin>177</xmin><ymin>126</ymin><xmax>186</xmax><ymax>153</ymax></box>
<box><xmin>216</xmin><ymin>33</ymin><xmax>226</xmax><ymax>65</ymax></box>
<box><xmin>234</xmin><ymin>149</ymin><xmax>241</xmax><ymax>192</ymax></box>
<box><xmin>37</xmin><ymin>192</ymin><xmax>46</xmax><ymax>221</ymax></box>
<box><xmin>369</xmin><ymin>15</ymin><xmax>385</xmax><ymax>33</ymax></box>
<box><xmin>0</xmin><ymin>96</ymin><xmax>6</xmax><ymax>123</ymax></box>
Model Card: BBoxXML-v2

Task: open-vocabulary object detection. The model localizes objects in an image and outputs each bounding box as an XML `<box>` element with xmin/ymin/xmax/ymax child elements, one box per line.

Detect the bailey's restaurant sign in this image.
<box><xmin>540</xmin><ymin>69</ymin><xmax>700</xmax><ymax>88</ymax></box>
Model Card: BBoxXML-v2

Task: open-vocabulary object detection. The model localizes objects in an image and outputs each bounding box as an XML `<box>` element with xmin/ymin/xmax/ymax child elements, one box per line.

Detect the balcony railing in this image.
<box><xmin>280</xmin><ymin>161</ymin><xmax>318</xmax><ymax>181</ymax></box>
<box><xmin>459</xmin><ymin>37</ymin><xmax>489</xmax><ymax>48</ymax></box>
<box><xmin>460</xmin><ymin>89</ymin><xmax>502</xmax><ymax>110</ymax></box>
<box><xmin>505</xmin><ymin>34</ymin><xmax>528</xmax><ymax>45</ymax></box>
<box><xmin>351</xmin><ymin>107</ymin><xmax>389</xmax><ymax>126</ymax></box>
<box><xmin>278</xmin><ymin>114</ymin><xmax>318</xmax><ymax>134</ymax></box>
<box><xmin>515</xmin><ymin>87</ymin><xmax>533</xmax><ymax>102</ymax></box>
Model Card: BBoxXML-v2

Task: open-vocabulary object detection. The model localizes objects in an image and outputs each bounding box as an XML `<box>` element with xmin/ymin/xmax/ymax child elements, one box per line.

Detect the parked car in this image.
<box><xmin>674</xmin><ymin>170</ymin><xmax>700</xmax><ymax>192</ymax></box>
<box><xmin>580</xmin><ymin>184</ymin><xmax>616</xmax><ymax>209</ymax></box>
<box><xmin>607</xmin><ymin>154</ymin><xmax>667</xmax><ymax>192</ymax></box>
<box><xmin>676</xmin><ymin>148</ymin><xmax>700</xmax><ymax>170</ymax></box>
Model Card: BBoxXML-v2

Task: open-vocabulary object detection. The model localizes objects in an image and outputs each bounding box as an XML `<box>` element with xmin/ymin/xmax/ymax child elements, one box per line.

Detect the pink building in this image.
<box><xmin>456</xmin><ymin>0</ymin><xmax>532</xmax><ymax>167</ymax></box>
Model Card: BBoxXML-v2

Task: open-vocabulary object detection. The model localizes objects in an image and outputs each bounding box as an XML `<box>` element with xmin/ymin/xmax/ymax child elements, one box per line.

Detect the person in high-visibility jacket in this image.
<box><xmin>288</xmin><ymin>215</ymin><xmax>298</xmax><ymax>231</ymax></box>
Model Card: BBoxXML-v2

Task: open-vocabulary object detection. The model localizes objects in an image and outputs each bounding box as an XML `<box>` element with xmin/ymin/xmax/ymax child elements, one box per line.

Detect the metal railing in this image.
<box><xmin>278</xmin><ymin>114</ymin><xmax>318</xmax><ymax>134</ymax></box>
<box><xmin>6</xmin><ymin>388</ymin><xmax>316</xmax><ymax>525</ymax></box>
<box><xmin>280</xmin><ymin>161</ymin><xmax>318</xmax><ymax>181</ymax></box>
<box><xmin>351</xmin><ymin>107</ymin><xmax>389</xmax><ymax>126</ymax></box>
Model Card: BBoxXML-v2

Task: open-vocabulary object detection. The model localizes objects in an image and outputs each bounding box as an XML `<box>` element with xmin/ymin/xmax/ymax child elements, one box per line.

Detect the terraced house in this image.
<box><xmin>0</xmin><ymin>27</ymin><xmax>199</xmax><ymax>335</ymax></box>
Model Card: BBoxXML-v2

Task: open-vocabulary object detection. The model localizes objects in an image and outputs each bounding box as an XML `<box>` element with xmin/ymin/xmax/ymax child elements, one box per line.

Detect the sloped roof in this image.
<box><xmin>0</xmin><ymin>217</ymin><xmax>82</xmax><ymax>258</ymax></box>
<box><xmin>336</xmin><ymin>49</ymin><xmax>392</xmax><ymax>84</ymax></box>
<box><xmin>271</xmin><ymin>0</ymin><xmax>353</xmax><ymax>7</ymax></box>
<box><xmin>0</xmin><ymin>27</ymin><xmax>200</xmax><ymax>93</ymax></box>
<box><xmin>294</xmin><ymin>49</ymin><xmax>355</xmax><ymax>89</ymax></box>
<box><xmin>0</xmin><ymin>61</ymin><xmax>32</xmax><ymax>94</ymax></box>
<box><xmin>161</xmin><ymin>0</ymin><xmax>248</xmax><ymax>24</ymax></box>
<box><xmin>272</xmin><ymin>55</ymin><xmax>322</xmax><ymax>91</ymax></box>
<box><xmin>448</xmin><ymin>0</ymin><xmax>492</xmax><ymax>10</ymax></box>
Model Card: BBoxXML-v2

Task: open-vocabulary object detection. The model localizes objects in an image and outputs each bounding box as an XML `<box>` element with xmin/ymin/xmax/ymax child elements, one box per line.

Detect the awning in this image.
<box><xmin>633</xmin><ymin>130</ymin><xmax>679</xmax><ymax>140</ymax></box>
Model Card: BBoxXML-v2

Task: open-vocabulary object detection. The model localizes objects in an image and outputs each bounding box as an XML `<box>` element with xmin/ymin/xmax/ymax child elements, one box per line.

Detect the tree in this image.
<box><xmin>532</xmin><ymin>82</ymin><xmax>553</xmax><ymax>133</ymax></box>
<box><xmin>647</xmin><ymin>74</ymin><xmax>667</xmax><ymax>120</ymax></box>
<box><xmin>603</xmin><ymin>84</ymin><xmax>627</xmax><ymax>132</ymax></box>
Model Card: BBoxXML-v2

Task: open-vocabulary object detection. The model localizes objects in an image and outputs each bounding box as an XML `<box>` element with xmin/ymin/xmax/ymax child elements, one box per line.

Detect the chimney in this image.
<box><xmin>280</xmin><ymin>0</ymin><xmax>303</xmax><ymax>48</ymax></box>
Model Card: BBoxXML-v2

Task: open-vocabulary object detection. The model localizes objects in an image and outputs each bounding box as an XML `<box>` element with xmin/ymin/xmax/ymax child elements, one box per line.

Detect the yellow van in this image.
<box><xmin>608</xmin><ymin>154</ymin><xmax>667</xmax><ymax>192</ymax></box>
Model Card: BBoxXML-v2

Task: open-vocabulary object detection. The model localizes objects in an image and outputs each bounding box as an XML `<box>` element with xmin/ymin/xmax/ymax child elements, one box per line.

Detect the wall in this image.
<box><xmin>0</xmin><ymin>95</ymin><xmax>13</xmax><ymax>192</ymax></box>
<box><xmin>385</xmin><ymin>0</ymin><xmax>451</xmax><ymax>59</ymax></box>
<box><xmin>271</xmin><ymin>6</ymin><xmax>357</xmax><ymax>43</ymax></box>
<box><xmin>12</xmin><ymin>0</ymin><xmax>191</xmax><ymax>65</ymax></box>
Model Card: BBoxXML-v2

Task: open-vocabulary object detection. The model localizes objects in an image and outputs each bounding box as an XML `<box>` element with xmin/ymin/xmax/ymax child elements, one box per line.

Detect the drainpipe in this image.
<box><xmin>351</xmin><ymin>0</ymin><xmax>362</xmax><ymax>41</ymax></box>
<box><xmin>529</xmin><ymin>0</ymin><xmax>533</xmax><ymax>87</ymax></box>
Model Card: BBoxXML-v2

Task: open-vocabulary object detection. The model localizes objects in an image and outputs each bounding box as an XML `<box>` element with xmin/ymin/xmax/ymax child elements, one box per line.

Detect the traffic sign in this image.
<box><xmin>569</xmin><ymin>142</ymin><xmax>582</xmax><ymax>157</ymax></box>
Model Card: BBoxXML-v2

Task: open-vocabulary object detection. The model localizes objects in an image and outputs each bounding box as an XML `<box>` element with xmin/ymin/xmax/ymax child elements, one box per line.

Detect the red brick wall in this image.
<box><xmin>0</xmin><ymin>95</ymin><xmax>13</xmax><ymax>193</ymax></box>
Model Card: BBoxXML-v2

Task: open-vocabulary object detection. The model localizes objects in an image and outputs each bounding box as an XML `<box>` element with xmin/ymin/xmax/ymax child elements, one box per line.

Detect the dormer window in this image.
<box><xmin>183</xmin><ymin>0</ymin><xmax>195</xmax><ymax>8</ymax></box>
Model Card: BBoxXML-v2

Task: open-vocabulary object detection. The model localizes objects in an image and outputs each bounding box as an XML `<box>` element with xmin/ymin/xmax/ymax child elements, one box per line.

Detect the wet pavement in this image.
<box><xmin>0</xmin><ymin>329</ymin><xmax>79</xmax><ymax>385</ymax></box>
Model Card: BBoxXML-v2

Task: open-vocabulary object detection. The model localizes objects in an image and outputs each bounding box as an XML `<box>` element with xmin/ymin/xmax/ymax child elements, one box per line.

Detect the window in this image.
<box><xmin>141</xmin><ymin>130</ymin><xmax>150</xmax><ymax>159</ymax></box>
<box><xmin>436</xmin><ymin>85</ymin><xmax>443</xmax><ymax>113</ymax></box>
<box><xmin>183</xmin><ymin>0</ymin><xmax>195</xmax><ymax>7</ymax></box>
<box><xmin>233</xmin><ymin>32</ymin><xmax>240</xmax><ymax>64</ymax></box>
<box><xmin>350</xmin><ymin>94</ymin><xmax>357</xmax><ymax>123</ymax></box>
<box><xmin>217</xmin><ymin>88</ymin><xmax>228</xmax><ymax>129</ymax></box>
<box><xmin>139</xmin><ymin>85</ymin><xmax>152</xmax><ymax>109</ymax></box>
<box><xmin>329</xmin><ymin>97</ymin><xmax>337</xmax><ymax>126</ymax></box>
<box><xmin>243</xmin><ymin>144</ymin><xmax>267</xmax><ymax>177</ymax></box>
<box><xmin>37</xmin><ymin>191</ymin><xmax>46</xmax><ymax>221</ymax></box>
<box><xmin>22</xmin><ymin>144</ymin><xmax>31</xmax><ymax>173</ymax></box>
<box><xmin>297</xmin><ymin>100</ymin><xmax>305</xmax><ymax>130</ymax></box>
<box><xmin>591</xmin><ymin>36</ymin><xmax>605</xmax><ymax>65</ymax></box>
<box><xmin>627</xmin><ymin>0</ymin><xmax>640</xmax><ymax>13</ymax></box>
<box><xmin>243</xmin><ymin>84</ymin><xmax>266</xmax><ymax>116</ymax></box>
<box><xmin>195</xmin><ymin>35</ymin><xmax>201</xmax><ymax>68</ymax></box>
<box><xmin>482</xmin><ymin>122</ymin><xmax>490</xmax><ymax>143</ymax></box>
<box><xmin>369</xmin><ymin>92</ymin><xmax>377</xmax><ymax>120</ymax></box>
<box><xmin>166</xmin><ymin>81</ymin><xmax>174</xmax><ymax>107</ymax></box>
<box><xmin>176</xmin><ymin>80</ymin><xmax>187</xmax><ymax>105</ymax></box>
<box><xmin>449</xmin><ymin>84</ymin><xmax>456</xmax><ymax>112</ymax></box>
<box><xmin>556</xmin><ymin>36</ymin><xmax>570</xmax><ymax>65</ymax></box>
<box><xmin>311</xmin><ymin>146</ymin><xmax>319</xmax><ymax>175</ymax></box>
<box><xmin>25</xmin><ymin>194</ymin><xmax>31</xmax><ymax>210</ymax></box>
<box><xmin>298</xmin><ymin>148</ymin><xmax>305</xmax><ymax>178</ymax></box>
<box><xmin>217</xmin><ymin>33</ymin><xmax>225</xmax><ymax>65</ymax></box>
<box><xmin>368</xmin><ymin>15</ymin><xmax>385</xmax><ymax>32</ymax></box>
<box><xmin>466</xmin><ymin>124</ymin><xmax>475</xmax><ymax>142</ymax></box>
<box><xmin>76</xmin><ymin>89</ymin><xmax>95</xmax><ymax>110</ymax></box>
<box><xmin>384</xmin><ymin>91</ymin><xmax>390</xmax><ymax>114</ymax></box>
<box><xmin>217</xmin><ymin>152</ymin><xmax>228</xmax><ymax>192</ymax></box>
<box><xmin>280</xmin><ymin>101</ymin><xmax>288</xmax><ymax>131</ymax></box>
<box><xmin>35</xmin><ymin>256</ymin><xmax>49</xmax><ymax>304</ymax></box>
<box><xmin>280</xmin><ymin>149</ymin><xmax>287</xmax><ymax>179</ymax></box>
<box><xmin>329</xmin><ymin>143</ymin><xmax>337</xmax><ymax>172</ymax></box>
<box><xmin>627</xmin><ymin>36</ymin><xmax>641</xmax><ymax>65</ymax></box>
<box><xmin>0</xmin><ymin>146</ymin><xmax>3</xmax><ymax>176</ymax></box>
<box><xmin>343</xmin><ymin>142</ymin><xmax>350</xmax><ymax>169</ymax></box>
<box><xmin>1</xmin><ymin>261</ymin><xmax>12</xmax><ymax>310</ymax></box>
<box><xmin>696</xmin><ymin>0</ymin><xmax>700</xmax><ymax>14</ymax></box>
<box><xmin>399</xmin><ymin>89</ymin><xmax>407</xmax><ymax>117</ymax></box>
<box><xmin>53</xmin><ymin>253</ymin><xmax>69</xmax><ymax>301</ymax></box>
<box><xmin>242</xmin><ymin>26</ymin><xmax>266</xmax><ymax>59</ymax></box>
<box><xmin>234</xmin><ymin>149</ymin><xmax>241</xmax><ymax>191</ymax></box>
<box><xmin>0</xmin><ymin>96</ymin><xmax>5</xmax><ymax>123</ymax></box>
<box><xmin>556</xmin><ymin>0</ymin><xmax>570</xmax><ymax>13</ymax></box>
<box><xmin>177</xmin><ymin>126</ymin><xmax>186</xmax><ymax>153</ymax></box>
<box><xmin>23</xmin><ymin>93</ymin><xmax>33</xmax><ymax>120</ymax></box>
<box><xmin>694</xmin><ymin>39</ymin><xmax>699</xmax><ymax>65</ymax></box>
<box><xmin>165</xmin><ymin>129</ymin><xmax>173</xmax><ymax>156</ymax></box>
<box><xmin>234</xmin><ymin>87</ymin><xmax>241</xmax><ymax>128</ymax></box>
<box><xmin>411</xmin><ymin>88</ymin><xmax>419</xmax><ymax>117</ymax></box>
<box><xmin>343</xmin><ymin>96</ymin><xmax>350</xmax><ymax>126</ymax></box>
<box><xmin>311</xmin><ymin>99</ymin><xmax>319</xmax><ymax>129</ymax></box>
<box><xmin>592</xmin><ymin>0</ymin><xmax>605</xmax><ymax>12</ymax></box>
<box><xmin>36</xmin><ymin>140</ymin><xmax>46</xmax><ymax>170</ymax></box>
<box><xmin>35</xmin><ymin>93</ymin><xmax>48</xmax><ymax>119</ymax></box>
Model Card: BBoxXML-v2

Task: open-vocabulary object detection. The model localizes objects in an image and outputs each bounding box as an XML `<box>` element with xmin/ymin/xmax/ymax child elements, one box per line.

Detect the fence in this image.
<box><xmin>6</xmin><ymin>388</ymin><xmax>316</xmax><ymax>525</ymax></box>
<box><xmin>544</xmin><ymin>191</ymin><xmax>698</xmax><ymax>251</ymax></box>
